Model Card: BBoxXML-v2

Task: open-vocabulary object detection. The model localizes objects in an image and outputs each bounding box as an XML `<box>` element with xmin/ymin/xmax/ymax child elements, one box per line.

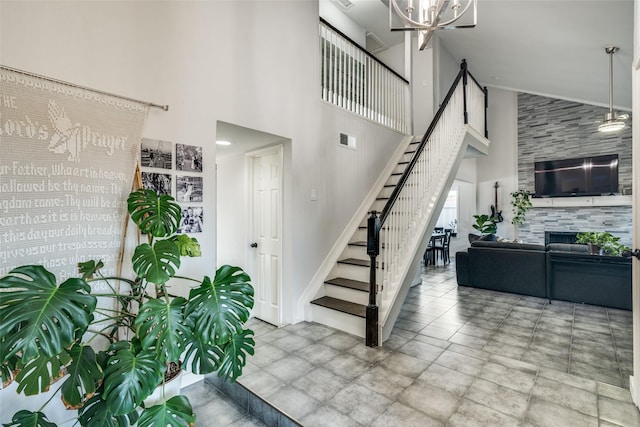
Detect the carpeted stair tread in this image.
<box><xmin>325</xmin><ymin>277</ymin><xmax>369</xmax><ymax>292</ymax></box>
<box><xmin>310</xmin><ymin>296</ymin><xmax>366</xmax><ymax>318</ymax></box>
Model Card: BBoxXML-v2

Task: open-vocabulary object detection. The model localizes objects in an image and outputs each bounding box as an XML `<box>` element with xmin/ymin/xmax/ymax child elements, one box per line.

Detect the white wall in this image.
<box><xmin>319</xmin><ymin>0</ymin><xmax>366</xmax><ymax>47</ymax></box>
<box><xmin>0</xmin><ymin>0</ymin><xmax>406</xmax><ymax>421</ymax></box>
<box><xmin>1</xmin><ymin>0</ymin><xmax>404</xmax><ymax>313</ymax></box>
<box><xmin>476</xmin><ymin>88</ymin><xmax>519</xmax><ymax>239</ymax></box>
<box><xmin>434</xmin><ymin>35</ymin><xmax>461</xmax><ymax>106</ymax></box>
<box><xmin>216</xmin><ymin>152</ymin><xmax>247</xmax><ymax>267</ymax></box>
<box><xmin>412</xmin><ymin>45</ymin><xmax>434</xmax><ymax>136</ymax></box>
<box><xmin>375</xmin><ymin>42</ymin><xmax>406</xmax><ymax>78</ymax></box>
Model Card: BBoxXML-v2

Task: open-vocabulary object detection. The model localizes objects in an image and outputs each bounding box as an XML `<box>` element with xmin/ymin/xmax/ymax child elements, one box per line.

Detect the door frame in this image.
<box><xmin>245</xmin><ymin>144</ymin><xmax>284</xmax><ymax>326</ymax></box>
<box><xmin>630</xmin><ymin>50</ymin><xmax>640</xmax><ymax>407</ymax></box>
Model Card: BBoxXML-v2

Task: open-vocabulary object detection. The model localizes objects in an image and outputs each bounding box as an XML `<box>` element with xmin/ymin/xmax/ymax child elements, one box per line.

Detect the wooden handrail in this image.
<box><xmin>320</xmin><ymin>17</ymin><xmax>409</xmax><ymax>85</ymax></box>
<box><xmin>365</xmin><ymin>59</ymin><xmax>487</xmax><ymax>346</ymax></box>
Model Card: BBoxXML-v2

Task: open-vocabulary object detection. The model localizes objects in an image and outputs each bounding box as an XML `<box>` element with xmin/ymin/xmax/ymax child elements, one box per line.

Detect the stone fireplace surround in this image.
<box><xmin>516</xmin><ymin>93</ymin><xmax>633</xmax><ymax>248</ymax></box>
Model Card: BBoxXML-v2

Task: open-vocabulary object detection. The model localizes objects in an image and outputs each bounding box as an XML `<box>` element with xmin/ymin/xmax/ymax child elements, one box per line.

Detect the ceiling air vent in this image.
<box><xmin>330</xmin><ymin>0</ymin><xmax>354</xmax><ymax>10</ymax></box>
<box><xmin>366</xmin><ymin>32</ymin><xmax>388</xmax><ymax>54</ymax></box>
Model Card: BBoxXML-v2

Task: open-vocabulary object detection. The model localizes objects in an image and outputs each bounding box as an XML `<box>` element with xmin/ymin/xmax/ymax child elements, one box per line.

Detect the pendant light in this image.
<box><xmin>389</xmin><ymin>0</ymin><xmax>477</xmax><ymax>50</ymax></box>
<box><xmin>598</xmin><ymin>47</ymin><xmax>626</xmax><ymax>133</ymax></box>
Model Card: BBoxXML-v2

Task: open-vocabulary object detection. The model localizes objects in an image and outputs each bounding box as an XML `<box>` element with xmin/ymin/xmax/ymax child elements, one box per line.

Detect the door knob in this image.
<box><xmin>623</xmin><ymin>249</ymin><xmax>640</xmax><ymax>259</ymax></box>
<box><xmin>250</xmin><ymin>242</ymin><xmax>258</xmax><ymax>248</ymax></box>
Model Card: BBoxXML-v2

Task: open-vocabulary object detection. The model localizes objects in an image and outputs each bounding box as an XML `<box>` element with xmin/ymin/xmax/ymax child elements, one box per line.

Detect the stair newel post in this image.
<box><xmin>366</xmin><ymin>210</ymin><xmax>380</xmax><ymax>346</ymax></box>
<box><xmin>461</xmin><ymin>59</ymin><xmax>468</xmax><ymax>125</ymax></box>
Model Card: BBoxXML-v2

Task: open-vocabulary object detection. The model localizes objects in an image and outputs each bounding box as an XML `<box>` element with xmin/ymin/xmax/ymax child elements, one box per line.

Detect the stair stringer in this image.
<box><xmin>295</xmin><ymin>134</ymin><xmax>415</xmax><ymax>323</ymax></box>
<box><xmin>379</xmin><ymin>126</ymin><xmax>490</xmax><ymax>342</ymax></box>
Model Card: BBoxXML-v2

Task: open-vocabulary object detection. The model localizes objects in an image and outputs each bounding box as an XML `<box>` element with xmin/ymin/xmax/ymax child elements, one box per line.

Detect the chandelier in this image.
<box><xmin>389</xmin><ymin>0</ymin><xmax>477</xmax><ymax>50</ymax></box>
<box><xmin>598</xmin><ymin>47</ymin><xmax>628</xmax><ymax>133</ymax></box>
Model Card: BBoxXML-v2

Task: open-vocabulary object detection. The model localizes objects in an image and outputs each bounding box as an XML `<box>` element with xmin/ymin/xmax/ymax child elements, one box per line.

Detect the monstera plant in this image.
<box><xmin>0</xmin><ymin>189</ymin><xmax>255</xmax><ymax>427</ymax></box>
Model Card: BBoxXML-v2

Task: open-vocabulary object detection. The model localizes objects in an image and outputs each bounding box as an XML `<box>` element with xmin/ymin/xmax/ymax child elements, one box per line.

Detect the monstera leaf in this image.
<box><xmin>182</xmin><ymin>335</ymin><xmax>223</xmax><ymax>375</ymax></box>
<box><xmin>171</xmin><ymin>234</ymin><xmax>201</xmax><ymax>257</ymax></box>
<box><xmin>1</xmin><ymin>350</ymin><xmax>19</xmax><ymax>386</ymax></box>
<box><xmin>0</xmin><ymin>265</ymin><xmax>96</xmax><ymax>362</ymax></box>
<box><xmin>135</xmin><ymin>297</ymin><xmax>191</xmax><ymax>363</ymax></box>
<box><xmin>60</xmin><ymin>345</ymin><xmax>103</xmax><ymax>409</ymax></box>
<box><xmin>15</xmin><ymin>350</ymin><xmax>71</xmax><ymax>396</ymax></box>
<box><xmin>132</xmin><ymin>240</ymin><xmax>181</xmax><ymax>285</ymax></box>
<box><xmin>185</xmin><ymin>265</ymin><xmax>254</xmax><ymax>345</ymax></box>
<box><xmin>78</xmin><ymin>393</ymin><xmax>139</xmax><ymax>427</ymax></box>
<box><xmin>3</xmin><ymin>410</ymin><xmax>57</xmax><ymax>427</ymax></box>
<box><xmin>102</xmin><ymin>346</ymin><xmax>164</xmax><ymax>416</ymax></box>
<box><xmin>214</xmin><ymin>329</ymin><xmax>255</xmax><ymax>382</ymax></box>
<box><xmin>138</xmin><ymin>395</ymin><xmax>195</xmax><ymax>427</ymax></box>
<box><xmin>78</xmin><ymin>260</ymin><xmax>104</xmax><ymax>280</ymax></box>
<box><xmin>128</xmin><ymin>189</ymin><xmax>181</xmax><ymax>238</ymax></box>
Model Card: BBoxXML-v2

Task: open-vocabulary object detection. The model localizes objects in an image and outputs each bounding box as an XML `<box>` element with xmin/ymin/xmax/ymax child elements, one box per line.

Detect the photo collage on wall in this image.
<box><xmin>140</xmin><ymin>138</ymin><xmax>204</xmax><ymax>233</ymax></box>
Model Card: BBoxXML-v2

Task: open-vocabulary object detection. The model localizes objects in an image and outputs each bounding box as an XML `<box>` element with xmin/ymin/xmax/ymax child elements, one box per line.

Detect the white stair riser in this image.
<box><xmin>386</xmin><ymin>176</ymin><xmax>400</xmax><ymax>186</ymax></box>
<box><xmin>334</xmin><ymin>263</ymin><xmax>370</xmax><ymax>282</ymax></box>
<box><xmin>372</xmin><ymin>199</ymin><xmax>387</xmax><ymax>210</ymax></box>
<box><xmin>352</xmin><ymin>228</ymin><xmax>367</xmax><ymax>242</ymax></box>
<box><xmin>324</xmin><ymin>284</ymin><xmax>369</xmax><ymax>305</ymax></box>
<box><xmin>341</xmin><ymin>246</ymin><xmax>387</xmax><ymax>263</ymax></box>
<box><xmin>378</xmin><ymin>187</ymin><xmax>392</xmax><ymax>198</ymax></box>
<box><xmin>393</xmin><ymin>164</ymin><xmax>407</xmax><ymax>174</ymax></box>
<box><xmin>342</xmin><ymin>245</ymin><xmax>368</xmax><ymax>260</ymax></box>
<box><xmin>309</xmin><ymin>304</ymin><xmax>365</xmax><ymax>338</ymax></box>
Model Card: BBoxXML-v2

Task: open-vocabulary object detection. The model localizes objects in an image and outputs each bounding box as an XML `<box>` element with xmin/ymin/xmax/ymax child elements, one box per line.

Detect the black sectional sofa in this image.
<box><xmin>455</xmin><ymin>239</ymin><xmax>632</xmax><ymax>310</ymax></box>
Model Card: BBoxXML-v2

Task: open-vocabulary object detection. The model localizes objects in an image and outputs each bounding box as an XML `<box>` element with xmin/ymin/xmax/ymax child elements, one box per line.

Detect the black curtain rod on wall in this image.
<box><xmin>0</xmin><ymin>64</ymin><xmax>169</xmax><ymax>111</ymax></box>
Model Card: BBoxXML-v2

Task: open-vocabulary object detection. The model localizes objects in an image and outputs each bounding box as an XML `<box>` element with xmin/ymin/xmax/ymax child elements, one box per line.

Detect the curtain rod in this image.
<box><xmin>0</xmin><ymin>65</ymin><xmax>169</xmax><ymax>111</ymax></box>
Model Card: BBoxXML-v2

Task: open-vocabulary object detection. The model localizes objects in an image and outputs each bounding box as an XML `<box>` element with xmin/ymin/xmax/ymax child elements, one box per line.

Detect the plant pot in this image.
<box><xmin>468</xmin><ymin>233</ymin><xmax>481</xmax><ymax>243</ymax></box>
<box><xmin>143</xmin><ymin>364</ymin><xmax>183</xmax><ymax>408</ymax></box>
<box><xmin>588</xmin><ymin>244</ymin><xmax>602</xmax><ymax>255</ymax></box>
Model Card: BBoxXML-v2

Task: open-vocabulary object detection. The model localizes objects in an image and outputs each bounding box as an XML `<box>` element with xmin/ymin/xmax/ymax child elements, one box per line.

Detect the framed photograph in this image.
<box><xmin>141</xmin><ymin>172</ymin><xmax>172</xmax><ymax>196</ymax></box>
<box><xmin>178</xmin><ymin>206</ymin><xmax>203</xmax><ymax>233</ymax></box>
<box><xmin>176</xmin><ymin>143</ymin><xmax>203</xmax><ymax>172</ymax></box>
<box><xmin>141</xmin><ymin>138</ymin><xmax>172</xmax><ymax>169</ymax></box>
<box><xmin>176</xmin><ymin>176</ymin><xmax>203</xmax><ymax>202</ymax></box>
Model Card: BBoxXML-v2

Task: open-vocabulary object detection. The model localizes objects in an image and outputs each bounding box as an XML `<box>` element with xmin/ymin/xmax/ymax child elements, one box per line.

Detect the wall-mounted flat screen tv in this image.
<box><xmin>534</xmin><ymin>154</ymin><xmax>619</xmax><ymax>197</ymax></box>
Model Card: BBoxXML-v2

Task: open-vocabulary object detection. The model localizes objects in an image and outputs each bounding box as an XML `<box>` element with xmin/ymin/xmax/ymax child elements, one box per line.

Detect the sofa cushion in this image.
<box><xmin>546</xmin><ymin>243</ymin><xmax>590</xmax><ymax>253</ymax></box>
<box><xmin>546</xmin><ymin>251</ymin><xmax>631</xmax><ymax>310</ymax></box>
<box><xmin>455</xmin><ymin>251</ymin><xmax>470</xmax><ymax>285</ymax></box>
<box><xmin>471</xmin><ymin>240</ymin><xmax>545</xmax><ymax>251</ymax></box>
<box><xmin>467</xmin><ymin>244</ymin><xmax>547</xmax><ymax>298</ymax></box>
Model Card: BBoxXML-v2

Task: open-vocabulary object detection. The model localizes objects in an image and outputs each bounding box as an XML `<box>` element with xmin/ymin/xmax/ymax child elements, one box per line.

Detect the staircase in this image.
<box><xmin>309</xmin><ymin>139</ymin><xmax>420</xmax><ymax>335</ymax></box>
<box><xmin>307</xmin><ymin>61</ymin><xmax>490</xmax><ymax>342</ymax></box>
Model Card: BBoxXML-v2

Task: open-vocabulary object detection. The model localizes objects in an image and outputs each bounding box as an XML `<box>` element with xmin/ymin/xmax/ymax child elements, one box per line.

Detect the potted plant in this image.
<box><xmin>469</xmin><ymin>214</ymin><xmax>497</xmax><ymax>243</ymax></box>
<box><xmin>0</xmin><ymin>188</ymin><xmax>255</xmax><ymax>427</ymax></box>
<box><xmin>448</xmin><ymin>219</ymin><xmax>458</xmax><ymax>237</ymax></box>
<box><xmin>576</xmin><ymin>231</ymin><xmax>629</xmax><ymax>256</ymax></box>
<box><xmin>511</xmin><ymin>189</ymin><xmax>532</xmax><ymax>240</ymax></box>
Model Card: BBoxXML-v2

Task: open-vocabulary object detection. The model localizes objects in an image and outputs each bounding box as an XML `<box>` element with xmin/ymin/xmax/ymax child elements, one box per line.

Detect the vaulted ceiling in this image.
<box><xmin>338</xmin><ymin>0</ymin><xmax>634</xmax><ymax>110</ymax></box>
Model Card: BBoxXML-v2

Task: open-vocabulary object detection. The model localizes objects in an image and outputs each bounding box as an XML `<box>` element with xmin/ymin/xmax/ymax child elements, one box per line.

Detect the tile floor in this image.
<box><xmin>184</xmin><ymin>262</ymin><xmax>640</xmax><ymax>426</ymax></box>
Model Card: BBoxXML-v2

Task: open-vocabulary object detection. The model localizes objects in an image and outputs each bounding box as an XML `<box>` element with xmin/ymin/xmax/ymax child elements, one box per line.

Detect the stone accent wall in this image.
<box><xmin>518</xmin><ymin>206</ymin><xmax>632</xmax><ymax>247</ymax></box>
<box><xmin>516</xmin><ymin>93</ymin><xmax>632</xmax><ymax>245</ymax></box>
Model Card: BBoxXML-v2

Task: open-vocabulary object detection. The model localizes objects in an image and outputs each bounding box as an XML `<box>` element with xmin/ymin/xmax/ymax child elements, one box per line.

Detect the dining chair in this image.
<box><xmin>423</xmin><ymin>240</ymin><xmax>434</xmax><ymax>265</ymax></box>
<box><xmin>432</xmin><ymin>230</ymin><xmax>452</xmax><ymax>264</ymax></box>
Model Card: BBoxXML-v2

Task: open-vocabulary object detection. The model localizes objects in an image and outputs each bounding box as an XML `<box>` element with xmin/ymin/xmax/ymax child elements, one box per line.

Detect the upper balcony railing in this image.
<box><xmin>320</xmin><ymin>18</ymin><xmax>410</xmax><ymax>134</ymax></box>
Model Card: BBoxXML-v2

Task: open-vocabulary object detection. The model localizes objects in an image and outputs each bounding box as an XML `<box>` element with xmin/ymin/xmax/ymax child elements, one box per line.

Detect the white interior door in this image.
<box><xmin>250</xmin><ymin>146</ymin><xmax>282</xmax><ymax>326</ymax></box>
